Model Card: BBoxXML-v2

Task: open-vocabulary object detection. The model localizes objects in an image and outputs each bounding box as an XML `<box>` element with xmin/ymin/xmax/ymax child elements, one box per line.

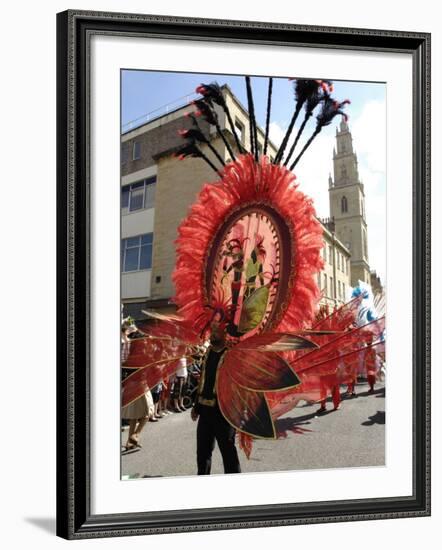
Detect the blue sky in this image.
<box><xmin>122</xmin><ymin>70</ymin><xmax>385</xmax><ymax>131</ymax></box>
<box><xmin>122</xmin><ymin>70</ymin><xmax>386</xmax><ymax>286</ymax></box>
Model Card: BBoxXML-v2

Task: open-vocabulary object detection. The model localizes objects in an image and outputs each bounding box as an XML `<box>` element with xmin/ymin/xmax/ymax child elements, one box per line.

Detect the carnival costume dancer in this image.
<box><xmin>121</xmin><ymin>77</ymin><xmax>386</xmax><ymax>462</ymax></box>
<box><xmin>191</xmin><ymin>317</ymin><xmax>241</xmax><ymax>474</ymax></box>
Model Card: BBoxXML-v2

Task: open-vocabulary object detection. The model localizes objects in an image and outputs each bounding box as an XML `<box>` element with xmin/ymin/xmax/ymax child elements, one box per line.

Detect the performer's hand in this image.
<box><xmin>191</xmin><ymin>408</ymin><xmax>199</xmax><ymax>421</ymax></box>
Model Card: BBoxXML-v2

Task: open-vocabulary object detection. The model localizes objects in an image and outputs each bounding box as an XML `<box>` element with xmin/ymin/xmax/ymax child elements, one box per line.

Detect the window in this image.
<box><xmin>330</xmin><ymin>276</ymin><xmax>334</xmax><ymax>298</ymax></box>
<box><xmin>121</xmin><ymin>233</ymin><xmax>153</xmax><ymax>272</ymax></box>
<box><xmin>328</xmin><ymin>245</ymin><xmax>333</xmax><ymax>264</ymax></box>
<box><xmin>338</xmin><ymin>280</ymin><xmax>342</xmax><ymax>299</ymax></box>
<box><xmin>132</xmin><ymin>141</ymin><xmax>141</xmax><ymax>160</ymax></box>
<box><xmin>234</xmin><ymin>118</ymin><xmax>245</xmax><ymax>144</ymax></box>
<box><xmin>122</xmin><ymin>177</ymin><xmax>156</xmax><ymax>212</ymax></box>
<box><xmin>324</xmin><ymin>274</ymin><xmax>328</xmax><ymax>295</ymax></box>
<box><xmin>341</xmin><ymin>196</ymin><xmax>348</xmax><ymax>213</ymax></box>
<box><xmin>342</xmin><ymin>282</ymin><xmax>346</xmax><ymax>299</ymax></box>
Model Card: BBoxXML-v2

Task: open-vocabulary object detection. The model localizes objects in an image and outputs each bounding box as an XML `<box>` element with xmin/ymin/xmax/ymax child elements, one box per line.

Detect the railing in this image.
<box><xmin>122</xmin><ymin>91</ymin><xmax>199</xmax><ymax>134</ymax></box>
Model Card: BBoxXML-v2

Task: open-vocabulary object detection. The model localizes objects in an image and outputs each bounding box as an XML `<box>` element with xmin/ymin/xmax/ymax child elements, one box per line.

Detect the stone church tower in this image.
<box><xmin>329</xmin><ymin>119</ymin><xmax>371</xmax><ymax>287</ymax></box>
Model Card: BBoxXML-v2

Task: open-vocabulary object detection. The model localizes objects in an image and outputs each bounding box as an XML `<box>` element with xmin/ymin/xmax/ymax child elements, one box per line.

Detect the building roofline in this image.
<box><xmin>122</xmin><ymin>83</ymin><xmax>279</xmax><ymax>153</ymax></box>
<box><xmin>122</xmin><ymin>103</ymin><xmax>191</xmax><ymax>138</ymax></box>
<box><xmin>319</xmin><ymin>220</ymin><xmax>350</xmax><ymax>255</ymax></box>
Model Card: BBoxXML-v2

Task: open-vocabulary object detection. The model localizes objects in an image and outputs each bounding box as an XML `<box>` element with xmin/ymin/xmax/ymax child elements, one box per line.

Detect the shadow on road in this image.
<box><xmin>348</xmin><ymin>387</ymin><xmax>385</xmax><ymax>399</ymax></box>
<box><xmin>275</xmin><ymin>415</ymin><xmax>315</xmax><ymax>439</ymax></box>
<box><xmin>375</xmin><ymin>387</ymin><xmax>386</xmax><ymax>398</ymax></box>
<box><xmin>361</xmin><ymin>410</ymin><xmax>385</xmax><ymax>426</ymax></box>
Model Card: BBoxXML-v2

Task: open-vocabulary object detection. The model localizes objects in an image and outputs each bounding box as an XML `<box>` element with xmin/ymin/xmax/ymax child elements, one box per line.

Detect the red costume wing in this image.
<box><xmin>123</xmin><ymin>336</ymin><xmax>188</xmax><ymax>369</ymax></box>
<box><xmin>122</xmin><ymin>317</ymin><xmax>202</xmax><ymax>407</ymax></box>
<box><xmin>312</xmin><ymin>296</ymin><xmax>363</xmax><ymax>331</ymax></box>
<box><xmin>216</xmin><ymin>366</ymin><xmax>276</xmax><ymax>439</ymax></box>
<box><xmin>122</xmin><ymin>357</ymin><xmax>184</xmax><ymax>407</ymax></box>
<box><xmin>291</xmin><ymin>317</ymin><xmax>385</xmax><ymax>374</ymax></box>
<box><xmin>234</xmin><ymin>332</ymin><xmax>319</xmax><ymax>352</ymax></box>
<box><xmin>221</xmin><ymin>348</ymin><xmax>300</xmax><ymax>392</ymax></box>
<box><xmin>136</xmin><ymin>317</ymin><xmax>201</xmax><ymax>346</ymax></box>
<box><xmin>267</xmin><ymin>340</ymin><xmax>385</xmax><ymax>419</ymax></box>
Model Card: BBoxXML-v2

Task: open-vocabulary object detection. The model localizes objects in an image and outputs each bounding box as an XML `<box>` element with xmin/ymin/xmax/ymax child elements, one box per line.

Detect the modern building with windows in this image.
<box><xmin>121</xmin><ymin>84</ymin><xmax>376</xmax><ymax>318</ymax></box>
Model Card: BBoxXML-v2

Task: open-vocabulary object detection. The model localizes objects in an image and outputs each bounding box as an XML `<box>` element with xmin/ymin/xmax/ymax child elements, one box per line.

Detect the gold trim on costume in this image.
<box><xmin>197</xmin><ymin>397</ymin><xmax>217</xmax><ymax>407</ymax></box>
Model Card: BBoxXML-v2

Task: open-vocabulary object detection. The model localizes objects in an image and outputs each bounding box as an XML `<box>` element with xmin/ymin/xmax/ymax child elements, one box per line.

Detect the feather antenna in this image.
<box><xmin>290</xmin><ymin>96</ymin><xmax>350</xmax><ymax>170</ymax></box>
<box><xmin>263</xmin><ymin>77</ymin><xmax>273</xmax><ymax>156</ymax></box>
<box><xmin>192</xmin><ymin>99</ymin><xmax>236</xmax><ymax>160</ymax></box>
<box><xmin>196</xmin><ymin>83</ymin><xmax>245</xmax><ymax>154</ymax></box>
<box><xmin>283</xmin><ymin>81</ymin><xmax>331</xmax><ymax>166</ymax></box>
<box><xmin>245</xmin><ymin>76</ymin><xmax>257</xmax><ymax>159</ymax></box>
<box><xmin>174</xmin><ymin>140</ymin><xmax>221</xmax><ymax>174</ymax></box>
<box><xmin>178</xmin><ymin>122</ymin><xmax>225</xmax><ymax>167</ymax></box>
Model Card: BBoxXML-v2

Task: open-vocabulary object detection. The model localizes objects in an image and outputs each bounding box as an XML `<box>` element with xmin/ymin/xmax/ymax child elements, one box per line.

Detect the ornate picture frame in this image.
<box><xmin>56</xmin><ymin>10</ymin><xmax>430</xmax><ymax>539</ymax></box>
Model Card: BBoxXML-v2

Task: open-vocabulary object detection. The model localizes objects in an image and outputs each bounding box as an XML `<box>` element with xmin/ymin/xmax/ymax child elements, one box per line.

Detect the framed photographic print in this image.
<box><xmin>56</xmin><ymin>10</ymin><xmax>431</xmax><ymax>539</ymax></box>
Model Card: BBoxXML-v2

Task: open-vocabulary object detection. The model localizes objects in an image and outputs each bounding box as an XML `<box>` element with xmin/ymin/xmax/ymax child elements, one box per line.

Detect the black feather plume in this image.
<box><xmin>196</xmin><ymin>82</ymin><xmax>225</xmax><ymax>107</ymax></box>
<box><xmin>196</xmin><ymin>82</ymin><xmax>244</xmax><ymax>154</ymax></box>
<box><xmin>275</xmin><ymin>79</ymin><xmax>327</xmax><ymax>164</ymax></box>
<box><xmin>290</xmin><ymin>95</ymin><xmax>350</xmax><ymax>170</ymax></box>
<box><xmin>191</xmin><ymin>99</ymin><xmax>235</xmax><ymax>160</ymax></box>
<box><xmin>178</xmin><ymin>119</ymin><xmax>225</xmax><ymax>167</ymax></box>
<box><xmin>192</xmin><ymin>99</ymin><xmax>219</xmax><ymax>126</ymax></box>
<box><xmin>175</xmin><ymin>140</ymin><xmax>220</xmax><ymax>174</ymax></box>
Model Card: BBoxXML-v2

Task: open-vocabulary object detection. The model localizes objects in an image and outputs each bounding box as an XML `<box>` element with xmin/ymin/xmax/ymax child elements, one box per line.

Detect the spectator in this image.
<box><xmin>172</xmin><ymin>356</ymin><xmax>188</xmax><ymax>412</ymax></box>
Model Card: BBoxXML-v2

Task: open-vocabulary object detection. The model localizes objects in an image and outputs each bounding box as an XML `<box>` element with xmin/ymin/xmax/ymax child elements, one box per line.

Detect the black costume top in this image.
<box><xmin>194</xmin><ymin>347</ymin><xmax>226</xmax><ymax>411</ymax></box>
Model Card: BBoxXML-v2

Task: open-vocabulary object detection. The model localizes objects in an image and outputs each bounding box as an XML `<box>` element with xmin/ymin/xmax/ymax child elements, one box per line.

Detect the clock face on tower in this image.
<box><xmin>205</xmin><ymin>204</ymin><xmax>293</xmax><ymax>338</ymax></box>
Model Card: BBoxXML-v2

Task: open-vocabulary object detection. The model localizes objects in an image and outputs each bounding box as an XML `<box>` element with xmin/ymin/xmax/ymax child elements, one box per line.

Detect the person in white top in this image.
<box><xmin>172</xmin><ymin>356</ymin><xmax>188</xmax><ymax>412</ymax></box>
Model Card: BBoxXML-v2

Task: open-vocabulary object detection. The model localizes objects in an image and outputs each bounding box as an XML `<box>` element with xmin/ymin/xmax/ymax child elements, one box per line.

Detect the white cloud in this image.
<box><xmin>293</xmin><ymin>132</ymin><xmax>335</xmax><ymax>219</ymax></box>
<box><xmin>351</xmin><ymin>100</ymin><xmax>387</xmax><ymax>284</ymax></box>
<box><xmin>351</xmin><ymin>100</ymin><xmax>386</xmax><ymax>175</ymax></box>
<box><xmin>267</xmin><ymin>120</ymin><xmax>334</xmax><ymax>219</ymax></box>
<box><xmin>268</xmin><ymin>121</ymin><xmax>285</xmax><ymax>149</ymax></box>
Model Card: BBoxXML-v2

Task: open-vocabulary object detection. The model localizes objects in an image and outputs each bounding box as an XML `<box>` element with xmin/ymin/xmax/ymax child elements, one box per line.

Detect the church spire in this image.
<box><xmin>333</xmin><ymin>121</ymin><xmax>359</xmax><ymax>187</ymax></box>
<box><xmin>328</xmin><ymin>120</ymin><xmax>371</xmax><ymax>287</ymax></box>
<box><xmin>339</xmin><ymin>118</ymin><xmax>349</xmax><ymax>133</ymax></box>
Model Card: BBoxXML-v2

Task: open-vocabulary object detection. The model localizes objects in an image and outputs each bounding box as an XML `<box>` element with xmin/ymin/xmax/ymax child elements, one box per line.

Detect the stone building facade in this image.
<box><xmin>120</xmin><ymin>85</ymin><xmax>371</xmax><ymax>318</ymax></box>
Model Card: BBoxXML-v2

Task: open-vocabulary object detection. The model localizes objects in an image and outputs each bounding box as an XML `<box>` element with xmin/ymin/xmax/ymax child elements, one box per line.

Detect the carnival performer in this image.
<box><xmin>191</xmin><ymin>316</ymin><xmax>241</xmax><ymax>475</ymax></box>
<box><xmin>121</xmin><ymin>77</ymin><xmax>386</xmax><ymax>461</ymax></box>
<box><xmin>316</xmin><ymin>376</ymin><xmax>341</xmax><ymax>414</ymax></box>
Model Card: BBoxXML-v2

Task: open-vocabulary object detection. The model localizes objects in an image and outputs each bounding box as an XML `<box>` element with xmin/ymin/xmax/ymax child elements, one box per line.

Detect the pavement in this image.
<box><xmin>121</xmin><ymin>381</ymin><xmax>385</xmax><ymax>479</ymax></box>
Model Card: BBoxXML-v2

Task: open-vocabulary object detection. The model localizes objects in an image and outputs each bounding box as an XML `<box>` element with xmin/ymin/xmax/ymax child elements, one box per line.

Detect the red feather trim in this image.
<box><xmin>172</xmin><ymin>153</ymin><xmax>323</xmax><ymax>335</ymax></box>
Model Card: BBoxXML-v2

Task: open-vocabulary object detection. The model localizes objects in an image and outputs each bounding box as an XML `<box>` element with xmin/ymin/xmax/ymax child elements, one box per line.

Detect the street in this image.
<box><xmin>121</xmin><ymin>382</ymin><xmax>385</xmax><ymax>479</ymax></box>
